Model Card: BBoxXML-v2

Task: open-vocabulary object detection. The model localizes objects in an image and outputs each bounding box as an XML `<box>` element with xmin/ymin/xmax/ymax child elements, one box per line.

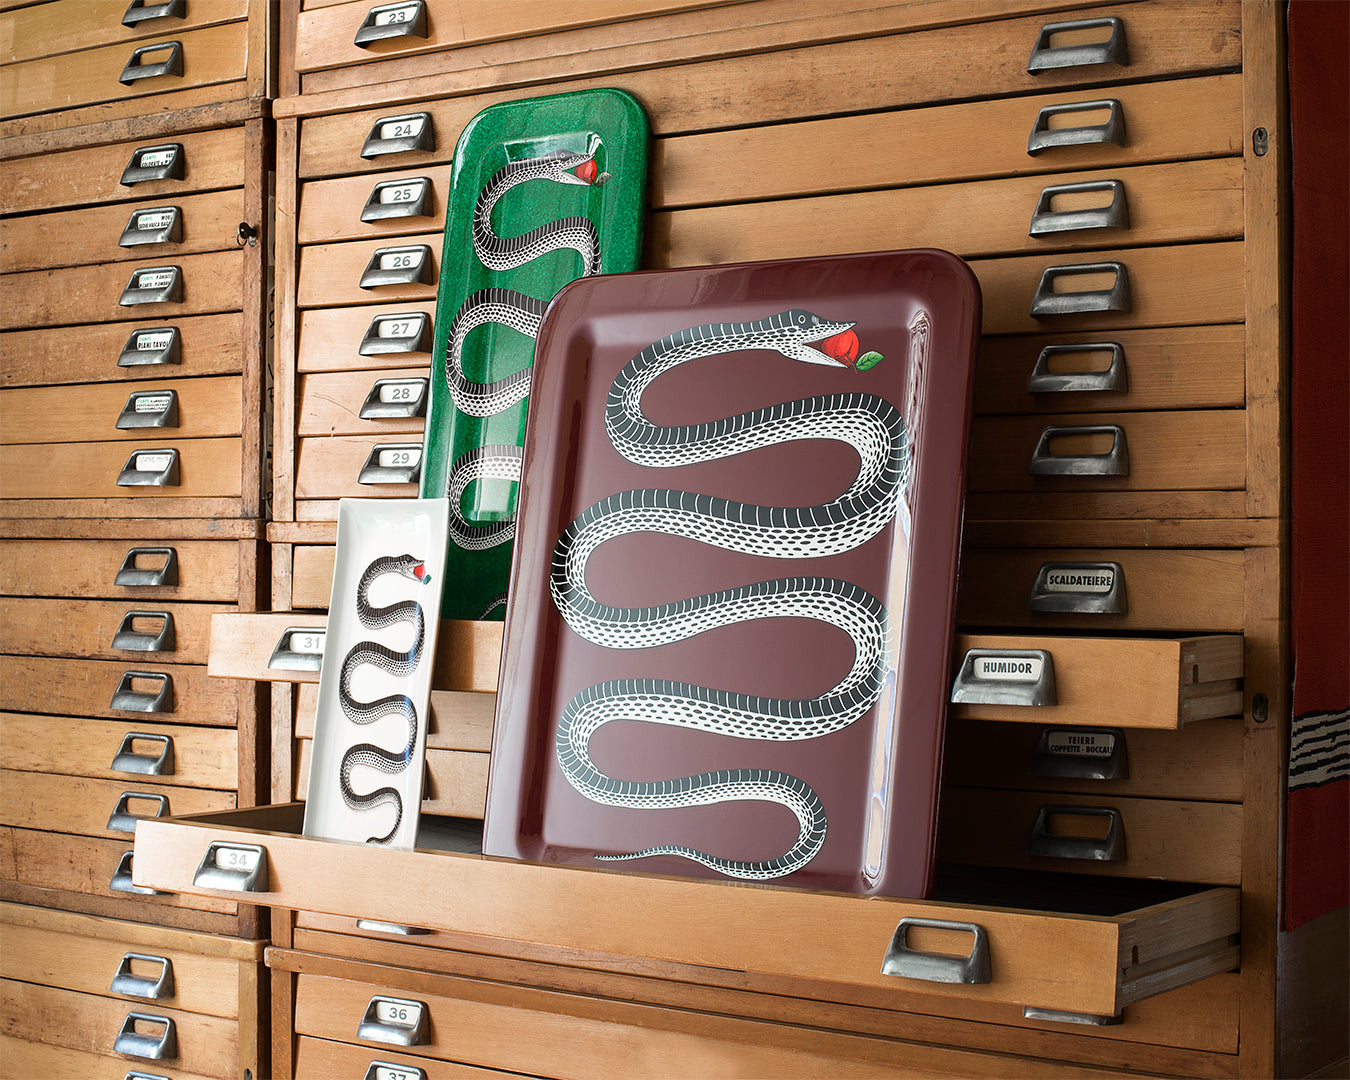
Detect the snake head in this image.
<box><xmin>540</xmin><ymin>149</ymin><xmax>609</xmax><ymax>187</ymax></box>
<box><xmin>775</xmin><ymin>308</ymin><xmax>857</xmax><ymax>367</ymax></box>
<box><xmin>395</xmin><ymin>554</ymin><xmax>432</xmax><ymax>585</ymax></box>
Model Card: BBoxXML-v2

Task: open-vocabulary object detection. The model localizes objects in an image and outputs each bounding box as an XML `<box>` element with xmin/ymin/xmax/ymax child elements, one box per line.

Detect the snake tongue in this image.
<box><xmin>573</xmin><ymin>159</ymin><xmax>599</xmax><ymax>184</ymax></box>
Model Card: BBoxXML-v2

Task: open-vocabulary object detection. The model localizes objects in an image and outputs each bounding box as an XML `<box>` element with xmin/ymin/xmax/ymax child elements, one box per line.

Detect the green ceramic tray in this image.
<box><xmin>419</xmin><ymin>89</ymin><xmax>649</xmax><ymax>620</ymax></box>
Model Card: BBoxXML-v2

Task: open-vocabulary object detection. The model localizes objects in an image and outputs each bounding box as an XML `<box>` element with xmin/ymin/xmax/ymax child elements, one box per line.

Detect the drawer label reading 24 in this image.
<box><xmin>381</xmin><ymin>116</ymin><xmax>425</xmax><ymax>142</ymax></box>
<box><xmin>972</xmin><ymin>655</ymin><xmax>1043</xmax><ymax>682</ymax></box>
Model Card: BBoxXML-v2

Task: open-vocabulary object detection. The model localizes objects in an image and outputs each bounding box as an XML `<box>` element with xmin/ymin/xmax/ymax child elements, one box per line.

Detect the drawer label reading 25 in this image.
<box><xmin>972</xmin><ymin>655</ymin><xmax>1043</xmax><ymax>682</ymax></box>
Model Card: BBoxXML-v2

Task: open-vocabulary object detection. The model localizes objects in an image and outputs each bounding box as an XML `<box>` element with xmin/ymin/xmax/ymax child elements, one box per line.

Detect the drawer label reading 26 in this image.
<box><xmin>972</xmin><ymin>655</ymin><xmax>1043</xmax><ymax>682</ymax></box>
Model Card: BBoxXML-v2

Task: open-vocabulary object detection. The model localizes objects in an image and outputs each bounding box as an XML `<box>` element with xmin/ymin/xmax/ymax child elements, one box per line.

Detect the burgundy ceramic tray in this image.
<box><xmin>483</xmin><ymin>250</ymin><xmax>981</xmax><ymax>898</ymax></box>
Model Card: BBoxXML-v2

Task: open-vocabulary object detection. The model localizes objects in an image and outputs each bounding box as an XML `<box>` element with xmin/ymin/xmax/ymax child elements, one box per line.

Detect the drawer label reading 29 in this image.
<box><xmin>380</xmin><ymin>116</ymin><xmax>425</xmax><ymax>142</ymax></box>
<box><xmin>972</xmin><ymin>655</ymin><xmax>1043</xmax><ymax>682</ymax></box>
<box><xmin>379</xmin><ymin>447</ymin><xmax>420</xmax><ymax>469</ymax></box>
<box><xmin>1044</xmin><ymin>729</ymin><xmax>1116</xmax><ymax>758</ymax></box>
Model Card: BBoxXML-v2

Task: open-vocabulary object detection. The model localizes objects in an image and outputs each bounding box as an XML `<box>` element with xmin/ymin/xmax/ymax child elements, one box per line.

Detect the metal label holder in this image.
<box><xmin>118</xmin><ymin>326</ymin><xmax>182</xmax><ymax>367</ymax></box>
<box><xmin>950</xmin><ymin>648</ymin><xmax>1057</xmax><ymax>707</ymax></box>
<box><xmin>116</xmin><ymin>389</ymin><xmax>180</xmax><ymax>430</ymax></box>
<box><xmin>1027</xmin><ymin>560</ymin><xmax>1126</xmax><ymax>613</ymax></box>
<box><xmin>359</xmin><ymin>312</ymin><xmax>431</xmax><ymax>355</ymax></box>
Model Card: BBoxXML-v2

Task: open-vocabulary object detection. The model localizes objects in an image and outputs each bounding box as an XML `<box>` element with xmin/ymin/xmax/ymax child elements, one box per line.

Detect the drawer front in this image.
<box><xmin>297</xmin><ymin>302</ymin><xmax>436</xmax><ymax>374</ymax></box>
<box><xmin>3</xmin><ymin>250</ymin><xmax>245</xmax><ymax>330</ymax></box>
<box><xmin>0</xmin><ymin>376</ymin><xmax>244</xmax><ymax>446</ymax></box>
<box><xmin>0</xmin><ymin>128</ymin><xmax>247</xmax><ymax>216</ymax></box>
<box><xmin>0</xmin><ymin>538</ymin><xmax>243</xmax><ymax>602</ymax></box>
<box><xmin>0</xmin><ymin>978</ymin><xmax>239</xmax><ymax>1077</ymax></box>
<box><xmin>0</xmin><ymin>189</ymin><xmax>248</xmax><ymax>274</ymax></box>
<box><xmin>0</xmin><ymin>438</ymin><xmax>242</xmax><ymax>501</ymax></box>
<box><xmin>956</xmin><ymin>548</ymin><xmax>1246</xmax><ymax>632</ymax></box>
<box><xmin>294</xmin><ymin>1036</ymin><xmax>519</xmax><ymax>1079</ymax></box>
<box><xmin>2</xmin><ymin>0</ymin><xmax>247</xmax><ymax>65</ymax></box>
<box><xmin>295</xmin><ymin>739</ymin><xmax>487</xmax><ymax>819</ymax></box>
<box><xmin>944</xmin><ymin>718</ymin><xmax>1244</xmax><ymax>803</ymax></box>
<box><xmin>297</xmin><ymin>165</ymin><xmax>453</xmax><ymax>244</ymax></box>
<box><xmin>0</xmin><ymin>597</ymin><xmax>227</xmax><ymax>663</ymax></box>
<box><xmin>1</xmin><ymin>769</ymin><xmax>232</xmax><ymax>843</ymax></box>
<box><xmin>296</xmin><ymin>682</ymin><xmax>495</xmax><ymax>752</ymax></box>
<box><xmin>291</xmin><ymin>544</ymin><xmax>336</xmax><ymax>608</ymax></box>
<box><xmin>297</xmin><ymin>233</ymin><xmax>441</xmax><ymax>307</ymax></box>
<box><xmin>939</xmin><ymin>788</ymin><xmax>1242</xmax><ymax>886</ymax></box>
<box><xmin>974</xmin><ymin>325</ymin><xmax>1246</xmax><ymax>416</ymax></box>
<box><xmin>1</xmin><ymin>712</ymin><xmax>239</xmax><ymax>790</ymax></box>
<box><xmin>1</xmin><ymin>21</ymin><xmax>249</xmax><ymax>120</ymax></box>
<box><xmin>0</xmin><ymin>655</ymin><xmax>238</xmax><ymax>724</ymax></box>
<box><xmin>294</xmin><ymin>434</ymin><xmax>420</xmax><ymax>503</ymax></box>
<box><xmin>298</xmin><ymin>367</ymin><xmax>429</xmax><ymax>437</ymax></box>
<box><xmin>2</xmin><ymin>313</ymin><xmax>247</xmax><ymax>389</ymax></box>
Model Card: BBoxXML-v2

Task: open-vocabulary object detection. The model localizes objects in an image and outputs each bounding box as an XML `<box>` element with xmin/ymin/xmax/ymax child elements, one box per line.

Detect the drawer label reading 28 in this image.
<box><xmin>972</xmin><ymin>655</ymin><xmax>1043</xmax><ymax>682</ymax></box>
<box><xmin>380</xmin><ymin>116</ymin><xmax>425</xmax><ymax>141</ymax></box>
<box><xmin>1045</xmin><ymin>729</ymin><xmax>1116</xmax><ymax>757</ymax></box>
<box><xmin>379</xmin><ymin>381</ymin><xmax>421</xmax><ymax>403</ymax></box>
<box><xmin>1043</xmin><ymin>567</ymin><xmax>1116</xmax><ymax>594</ymax></box>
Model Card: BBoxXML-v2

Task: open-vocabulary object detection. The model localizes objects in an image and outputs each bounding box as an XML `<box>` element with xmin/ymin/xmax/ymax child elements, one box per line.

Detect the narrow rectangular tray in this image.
<box><xmin>483</xmin><ymin>250</ymin><xmax>981</xmax><ymax>898</ymax></box>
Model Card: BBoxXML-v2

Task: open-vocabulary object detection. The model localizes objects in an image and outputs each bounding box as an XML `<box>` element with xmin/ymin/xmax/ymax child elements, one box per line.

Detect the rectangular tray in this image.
<box><xmin>483</xmin><ymin>250</ymin><xmax>980</xmax><ymax>898</ymax></box>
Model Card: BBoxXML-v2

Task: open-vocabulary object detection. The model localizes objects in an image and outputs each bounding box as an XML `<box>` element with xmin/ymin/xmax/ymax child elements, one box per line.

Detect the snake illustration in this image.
<box><xmin>442</xmin><ymin>148</ymin><xmax>608</xmax><ymax>568</ymax></box>
<box><xmin>550</xmin><ymin>308</ymin><xmax>912</xmax><ymax>881</ymax></box>
<box><xmin>337</xmin><ymin>553</ymin><xmax>430</xmax><ymax>845</ymax></box>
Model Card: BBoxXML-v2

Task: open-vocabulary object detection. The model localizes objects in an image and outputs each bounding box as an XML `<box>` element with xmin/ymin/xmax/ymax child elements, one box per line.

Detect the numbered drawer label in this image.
<box><xmin>361</xmin><ymin>113</ymin><xmax>434</xmax><ymax>159</ymax></box>
<box><xmin>121</xmin><ymin>143</ymin><xmax>185</xmax><ymax>186</ymax></box>
<box><xmin>355</xmin><ymin>0</ymin><xmax>428</xmax><ymax>46</ymax></box>
<box><xmin>364</xmin><ymin>1062</ymin><xmax>426</xmax><ymax>1080</ymax></box>
<box><xmin>358</xmin><ymin>443</ymin><xmax>422</xmax><ymax>484</ymax></box>
<box><xmin>358</xmin><ymin>997</ymin><xmax>429</xmax><ymax>1046</ymax></box>
<box><xmin>120</xmin><ymin>206</ymin><xmax>182</xmax><ymax>247</ymax></box>
<box><xmin>360</xmin><ymin>377</ymin><xmax>429</xmax><ymax>419</ymax></box>
<box><xmin>193</xmin><ymin>841</ymin><xmax>268</xmax><ymax>892</ymax></box>
<box><xmin>360</xmin><ymin>246</ymin><xmax>433</xmax><ymax>288</ymax></box>
<box><xmin>269</xmin><ymin>626</ymin><xmax>326</xmax><ymax>671</ymax></box>
<box><xmin>119</xmin><ymin>326</ymin><xmax>182</xmax><ymax>367</ymax></box>
<box><xmin>360</xmin><ymin>312</ymin><xmax>431</xmax><ymax>355</ymax></box>
<box><xmin>361</xmin><ymin>177</ymin><xmax>433</xmax><ymax>222</ymax></box>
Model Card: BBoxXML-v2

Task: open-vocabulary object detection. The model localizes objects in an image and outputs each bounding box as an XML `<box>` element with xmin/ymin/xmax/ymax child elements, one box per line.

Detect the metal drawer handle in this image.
<box><xmin>1027</xmin><ymin>342</ymin><xmax>1127</xmax><ymax>394</ymax></box>
<box><xmin>119</xmin><ymin>265</ymin><xmax>183</xmax><ymax>306</ymax></box>
<box><xmin>360</xmin><ymin>311</ymin><xmax>431</xmax><ymax>356</ymax></box>
<box><xmin>122</xmin><ymin>0</ymin><xmax>186</xmax><ymax>26</ymax></box>
<box><xmin>358</xmin><ymin>996</ymin><xmax>429</xmax><ymax>1046</ymax></box>
<box><xmin>117</xmin><ymin>447</ymin><xmax>181</xmax><ymax>487</ymax></box>
<box><xmin>1027</xmin><ymin>16</ymin><xmax>1128</xmax><ymax>72</ymax></box>
<box><xmin>1030</xmin><ymin>262</ymin><xmax>1131</xmax><ymax>317</ymax></box>
<box><xmin>364</xmin><ymin>1061</ymin><xmax>427</xmax><ymax>1080</ymax></box>
<box><xmin>356</xmin><ymin>919</ymin><xmax>431</xmax><ymax>936</ymax></box>
<box><xmin>111</xmin><ymin>731</ymin><xmax>175</xmax><ymax>776</ymax></box>
<box><xmin>882</xmin><ymin>918</ymin><xmax>991</xmax><ymax>985</ymax></box>
<box><xmin>360</xmin><ymin>377</ymin><xmax>429</xmax><ymax>419</ymax></box>
<box><xmin>119</xmin><ymin>326</ymin><xmax>182</xmax><ymax>368</ymax></box>
<box><xmin>1029</xmin><ymin>424</ymin><xmax>1129</xmax><ymax>477</ymax></box>
<box><xmin>119</xmin><ymin>40</ymin><xmax>183</xmax><ymax>84</ymax></box>
<box><xmin>193</xmin><ymin>841</ymin><xmax>268</xmax><ymax>892</ymax></box>
<box><xmin>1029</xmin><ymin>179</ymin><xmax>1128</xmax><ymax>236</ymax></box>
<box><xmin>115</xmin><ymin>547</ymin><xmax>178</xmax><ymax>587</ymax></box>
<box><xmin>116</xmin><ymin>389</ymin><xmax>179</xmax><ymax>430</ymax></box>
<box><xmin>119</xmin><ymin>205</ymin><xmax>182</xmax><ymax>248</ymax></box>
<box><xmin>362</xmin><ymin>176</ymin><xmax>433</xmax><ymax>222</ymax></box>
<box><xmin>359</xmin><ymin>245</ymin><xmax>433</xmax><ymax>289</ymax></box>
<box><xmin>1027</xmin><ymin>561</ymin><xmax>1126</xmax><ymax>614</ymax></box>
<box><xmin>1026</xmin><ymin>99</ymin><xmax>1125</xmax><ymax>156</ymax></box>
<box><xmin>107</xmin><ymin>791</ymin><xmax>170</xmax><ymax>834</ymax></box>
<box><xmin>114</xmin><ymin>1012</ymin><xmax>178</xmax><ymax>1060</ymax></box>
<box><xmin>950</xmin><ymin>648</ymin><xmax>1057</xmax><ymax>707</ymax></box>
<box><xmin>110</xmin><ymin>850</ymin><xmax>167</xmax><ymax>895</ymax></box>
<box><xmin>355</xmin><ymin>0</ymin><xmax>428</xmax><ymax>45</ymax></box>
<box><xmin>112</xmin><ymin>610</ymin><xmax>177</xmax><ymax>652</ymax></box>
<box><xmin>120</xmin><ymin>142</ymin><xmax>184</xmax><ymax>186</ymax></box>
<box><xmin>111</xmin><ymin>953</ymin><xmax>175</xmax><ymax>1000</ymax></box>
<box><xmin>110</xmin><ymin>671</ymin><xmax>175</xmax><ymax>714</ymax></box>
<box><xmin>1027</xmin><ymin>805</ymin><xmax>1126</xmax><ymax>861</ymax></box>
<box><xmin>358</xmin><ymin>443</ymin><xmax>422</xmax><ymax>485</ymax></box>
<box><xmin>269</xmin><ymin>626</ymin><xmax>326</xmax><ymax>671</ymax></box>
<box><xmin>361</xmin><ymin>112</ymin><xmax>434</xmax><ymax>159</ymax></box>
<box><xmin>1031</xmin><ymin>726</ymin><xmax>1129</xmax><ymax>781</ymax></box>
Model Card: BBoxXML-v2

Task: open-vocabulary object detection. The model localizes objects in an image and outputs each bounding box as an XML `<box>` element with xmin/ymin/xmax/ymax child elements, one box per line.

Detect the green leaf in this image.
<box><xmin>855</xmin><ymin>351</ymin><xmax>884</xmax><ymax>371</ymax></box>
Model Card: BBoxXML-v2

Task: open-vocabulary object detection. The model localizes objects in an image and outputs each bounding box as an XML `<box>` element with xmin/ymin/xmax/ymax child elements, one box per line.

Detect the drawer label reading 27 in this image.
<box><xmin>378</xmin><ymin>318</ymin><xmax>417</xmax><ymax>339</ymax></box>
<box><xmin>972</xmin><ymin>655</ymin><xmax>1043</xmax><ymax>682</ymax></box>
<box><xmin>1044</xmin><ymin>729</ymin><xmax>1116</xmax><ymax>758</ymax></box>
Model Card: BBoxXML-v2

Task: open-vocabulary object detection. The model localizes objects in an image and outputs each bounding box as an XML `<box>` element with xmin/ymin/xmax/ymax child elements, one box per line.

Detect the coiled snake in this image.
<box><xmin>338</xmin><ymin>553</ymin><xmax>429</xmax><ymax>844</ymax></box>
<box><xmin>550</xmin><ymin>308</ymin><xmax>912</xmax><ymax>880</ymax></box>
<box><xmin>442</xmin><ymin>149</ymin><xmax>608</xmax><ymax>569</ymax></box>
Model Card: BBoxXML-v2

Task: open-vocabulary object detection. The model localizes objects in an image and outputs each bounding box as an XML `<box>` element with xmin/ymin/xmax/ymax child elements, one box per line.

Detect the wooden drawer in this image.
<box><xmin>2</xmin><ymin>313</ymin><xmax>247</xmax><ymax>388</ymax></box>
<box><xmin>1</xmin><ymin>21</ymin><xmax>249</xmax><ymax>120</ymax></box>
<box><xmin>294</xmin><ymin>433</ymin><xmax>419</xmax><ymax>506</ymax></box>
<box><xmin>0</xmin><ymin>655</ymin><xmax>238</xmax><ymax>724</ymax></box>
<box><xmin>0</xmin><ymin>537</ymin><xmax>244</xmax><ymax>602</ymax></box>
<box><xmin>293</xmin><ymin>1035</ymin><xmax>523</xmax><ymax>1079</ymax></box>
<box><xmin>0</xmin><ymin>1035</ymin><xmax>218</xmax><ymax>1080</ymax></box>
<box><xmin>298</xmin><ymin>367</ymin><xmax>429</xmax><ymax>437</ymax></box>
<box><xmin>296</xmin><ymin>683</ymin><xmax>494</xmax><ymax>752</ymax></box>
<box><xmin>0</xmin><ymin>902</ymin><xmax>261</xmax><ymax>1021</ymax></box>
<box><xmin>297</xmin><ymin>232</ymin><xmax>441</xmax><ymax>307</ymax></box>
<box><xmin>938</xmin><ymin>788</ymin><xmax>1242</xmax><ymax>886</ymax></box>
<box><xmin>297</xmin><ymin>165</ymin><xmax>452</xmax><ymax>244</ymax></box>
<box><xmin>0</xmin><ymin>376</ymin><xmax>244</xmax><ymax>445</ymax></box>
<box><xmin>956</xmin><ymin>548</ymin><xmax>1247</xmax><ymax>632</ymax></box>
<box><xmin>0</xmin><ymin>597</ymin><xmax>228</xmax><ymax>663</ymax></box>
<box><xmin>0</xmin><ymin>128</ymin><xmax>247</xmax><ymax>216</ymax></box>
<box><xmin>0</xmin><ymin>978</ymin><xmax>240</xmax><ymax>1078</ymax></box>
<box><xmin>292</xmin><ymin>544</ymin><xmax>335</xmax><ymax>607</ymax></box>
<box><xmin>943</xmin><ymin>718</ymin><xmax>1244</xmax><ymax>803</ymax></box>
<box><xmin>0</xmin><ymin>770</ymin><xmax>233</xmax><ymax>841</ymax></box>
<box><xmin>3</xmin><ymin>250</ymin><xmax>246</xmax><ymax>330</ymax></box>
<box><xmin>135</xmin><ymin>802</ymin><xmax>1239</xmax><ymax>1019</ymax></box>
<box><xmin>297</xmin><ymin>302</ymin><xmax>436</xmax><ymax>374</ymax></box>
<box><xmin>1</xmin><ymin>713</ymin><xmax>239</xmax><ymax>790</ymax></box>
<box><xmin>949</xmin><ymin>633</ymin><xmax>1243</xmax><ymax>729</ymax></box>
<box><xmin>1</xmin><ymin>0</ymin><xmax>247</xmax><ymax>65</ymax></box>
<box><xmin>0</xmin><ymin>189</ymin><xmax>248</xmax><ymax>274</ymax></box>
<box><xmin>974</xmin><ymin>326</ymin><xmax>1247</xmax><ymax>417</ymax></box>
<box><xmin>0</xmin><ymin>438</ymin><xmax>243</xmax><ymax>501</ymax></box>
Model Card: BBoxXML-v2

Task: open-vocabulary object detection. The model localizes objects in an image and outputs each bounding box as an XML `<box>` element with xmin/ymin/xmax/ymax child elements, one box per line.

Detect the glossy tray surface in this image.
<box><xmin>484</xmin><ymin>251</ymin><xmax>981</xmax><ymax>898</ymax></box>
<box><xmin>418</xmin><ymin>88</ymin><xmax>649</xmax><ymax>621</ymax></box>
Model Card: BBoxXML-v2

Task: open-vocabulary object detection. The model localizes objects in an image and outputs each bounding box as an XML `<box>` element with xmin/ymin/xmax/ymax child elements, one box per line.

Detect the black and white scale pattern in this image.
<box><xmin>1289</xmin><ymin>707</ymin><xmax>1350</xmax><ymax>790</ymax></box>
<box><xmin>550</xmin><ymin>308</ymin><xmax>912</xmax><ymax>880</ymax></box>
<box><xmin>337</xmin><ymin>553</ymin><xmax>428</xmax><ymax>845</ymax></box>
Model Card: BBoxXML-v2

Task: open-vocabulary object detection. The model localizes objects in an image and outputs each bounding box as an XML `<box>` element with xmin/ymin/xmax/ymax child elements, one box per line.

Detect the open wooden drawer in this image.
<box><xmin>131</xmin><ymin>802</ymin><xmax>1238</xmax><ymax>1021</ymax></box>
